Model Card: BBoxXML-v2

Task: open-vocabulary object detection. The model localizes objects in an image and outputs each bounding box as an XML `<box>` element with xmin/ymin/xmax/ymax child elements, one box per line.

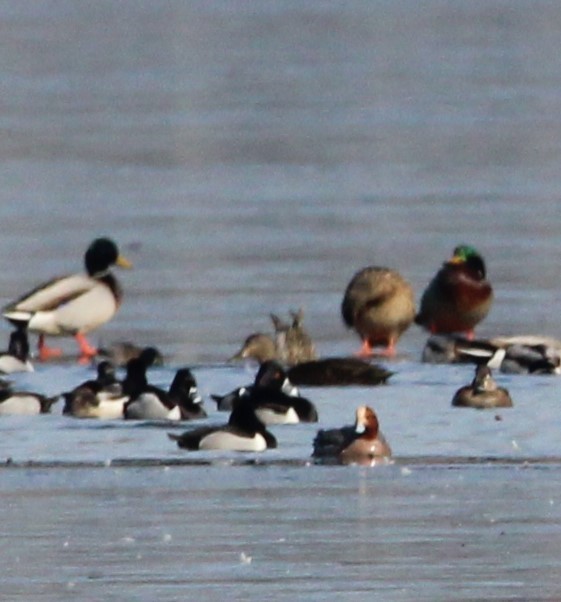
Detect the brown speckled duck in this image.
<box><xmin>341</xmin><ymin>266</ymin><xmax>415</xmax><ymax>357</ymax></box>
<box><xmin>452</xmin><ymin>365</ymin><xmax>513</xmax><ymax>409</ymax></box>
<box><xmin>313</xmin><ymin>405</ymin><xmax>392</xmax><ymax>465</ymax></box>
<box><xmin>415</xmin><ymin>245</ymin><xmax>493</xmax><ymax>339</ymax></box>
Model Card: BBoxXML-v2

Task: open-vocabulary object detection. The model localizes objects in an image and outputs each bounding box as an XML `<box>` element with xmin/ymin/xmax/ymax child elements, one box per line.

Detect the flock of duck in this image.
<box><xmin>0</xmin><ymin>237</ymin><xmax>558</xmax><ymax>464</ymax></box>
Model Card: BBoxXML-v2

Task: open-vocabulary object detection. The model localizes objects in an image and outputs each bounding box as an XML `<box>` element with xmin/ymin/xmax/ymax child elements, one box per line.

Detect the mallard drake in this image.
<box><xmin>2</xmin><ymin>238</ymin><xmax>132</xmax><ymax>363</ymax></box>
<box><xmin>0</xmin><ymin>327</ymin><xmax>34</xmax><ymax>374</ymax></box>
<box><xmin>312</xmin><ymin>405</ymin><xmax>392</xmax><ymax>465</ymax></box>
<box><xmin>0</xmin><ymin>389</ymin><xmax>58</xmax><ymax>416</ymax></box>
<box><xmin>341</xmin><ymin>266</ymin><xmax>415</xmax><ymax>357</ymax></box>
<box><xmin>452</xmin><ymin>365</ymin><xmax>513</xmax><ymax>409</ymax></box>
<box><xmin>169</xmin><ymin>397</ymin><xmax>277</xmax><ymax>452</ymax></box>
<box><xmin>415</xmin><ymin>245</ymin><xmax>493</xmax><ymax>338</ymax></box>
<box><xmin>422</xmin><ymin>333</ymin><xmax>561</xmax><ymax>375</ymax></box>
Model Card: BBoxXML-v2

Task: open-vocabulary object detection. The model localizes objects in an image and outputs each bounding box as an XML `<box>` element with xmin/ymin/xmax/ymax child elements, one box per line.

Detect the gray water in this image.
<box><xmin>1</xmin><ymin>1</ymin><xmax>561</xmax><ymax>600</ymax></box>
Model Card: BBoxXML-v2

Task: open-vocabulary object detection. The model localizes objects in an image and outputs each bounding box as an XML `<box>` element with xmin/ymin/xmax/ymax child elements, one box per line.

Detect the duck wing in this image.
<box><xmin>168</xmin><ymin>426</ymin><xmax>218</xmax><ymax>450</ymax></box>
<box><xmin>313</xmin><ymin>425</ymin><xmax>356</xmax><ymax>457</ymax></box>
<box><xmin>3</xmin><ymin>275</ymin><xmax>97</xmax><ymax>326</ymax></box>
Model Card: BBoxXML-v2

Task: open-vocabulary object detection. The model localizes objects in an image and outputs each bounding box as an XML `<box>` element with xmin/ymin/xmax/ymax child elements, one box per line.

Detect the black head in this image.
<box><xmin>169</xmin><ymin>368</ymin><xmax>199</xmax><ymax>398</ymax></box>
<box><xmin>449</xmin><ymin>245</ymin><xmax>487</xmax><ymax>279</ymax></box>
<box><xmin>84</xmin><ymin>238</ymin><xmax>132</xmax><ymax>276</ymax></box>
<box><xmin>96</xmin><ymin>361</ymin><xmax>117</xmax><ymax>384</ymax></box>
<box><xmin>138</xmin><ymin>346</ymin><xmax>163</xmax><ymax>368</ymax></box>
<box><xmin>122</xmin><ymin>356</ymin><xmax>148</xmax><ymax>396</ymax></box>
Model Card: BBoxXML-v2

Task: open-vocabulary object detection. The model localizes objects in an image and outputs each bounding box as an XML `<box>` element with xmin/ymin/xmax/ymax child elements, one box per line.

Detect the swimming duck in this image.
<box><xmin>0</xmin><ymin>389</ymin><xmax>58</xmax><ymax>416</ymax></box>
<box><xmin>213</xmin><ymin>361</ymin><xmax>316</xmax><ymax>424</ymax></box>
<box><xmin>422</xmin><ymin>333</ymin><xmax>561</xmax><ymax>374</ymax></box>
<box><xmin>0</xmin><ymin>327</ymin><xmax>34</xmax><ymax>374</ymax></box>
<box><xmin>341</xmin><ymin>266</ymin><xmax>415</xmax><ymax>357</ymax></box>
<box><xmin>248</xmin><ymin>360</ymin><xmax>318</xmax><ymax>425</ymax></box>
<box><xmin>62</xmin><ymin>360</ymin><xmax>127</xmax><ymax>418</ymax></box>
<box><xmin>2</xmin><ymin>238</ymin><xmax>132</xmax><ymax>363</ymax></box>
<box><xmin>97</xmin><ymin>341</ymin><xmax>164</xmax><ymax>368</ymax></box>
<box><xmin>62</xmin><ymin>387</ymin><xmax>127</xmax><ymax>419</ymax></box>
<box><xmin>168</xmin><ymin>368</ymin><xmax>206</xmax><ymax>421</ymax></box>
<box><xmin>452</xmin><ymin>365</ymin><xmax>513</xmax><ymax>409</ymax></box>
<box><xmin>169</xmin><ymin>396</ymin><xmax>277</xmax><ymax>452</ymax></box>
<box><xmin>415</xmin><ymin>245</ymin><xmax>493</xmax><ymax>338</ymax></box>
<box><xmin>211</xmin><ymin>360</ymin><xmax>301</xmax><ymax>413</ymax></box>
<box><xmin>313</xmin><ymin>405</ymin><xmax>392</xmax><ymax>464</ymax></box>
<box><xmin>123</xmin><ymin>361</ymin><xmax>204</xmax><ymax>421</ymax></box>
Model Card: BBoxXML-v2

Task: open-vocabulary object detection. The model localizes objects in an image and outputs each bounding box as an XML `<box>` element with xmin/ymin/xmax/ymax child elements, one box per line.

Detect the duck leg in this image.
<box><xmin>75</xmin><ymin>333</ymin><xmax>97</xmax><ymax>364</ymax></box>
<box><xmin>38</xmin><ymin>334</ymin><xmax>63</xmax><ymax>362</ymax></box>
<box><xmin>356</xmin><ymin>337</ymin><xmax>397</xmax><ymax>358</ymax></box>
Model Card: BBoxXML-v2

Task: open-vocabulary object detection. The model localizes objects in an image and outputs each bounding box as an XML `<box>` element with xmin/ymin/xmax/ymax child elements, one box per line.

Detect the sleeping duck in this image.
<box><xmin>452</xmin><ymin>365</ymin><xmax>513</xmax><ymax>409</ymax></box>
<box><xmin>415</xmin><ymin>245</ymin><xmax>493</xmax><ymax>338</ymax></box>
<box><xmin>0</xmin><ymin>327</ymin><xmax>34</xmax><ymax>374</ymax></box>
<box><xmin>169</xmin><ymin>396</ymin><xmax>277</xmax><ymax>452</ymax></box>
<box><xmin>313</xmin><ymin>405</ymin><xmax>392</xmax><ymax>465</ymax></box>
<box><xmin>422</xmin><ymin>333</ymin><xmax>561</xmax><ymax>375</ymax></box>
<box><xmin>341</xmin><ymin>266</ymin><xmax>415</xmax><ymax>357</ymax></box>
<box><xmin>2</xmin><ymin>238</ymin><xmax>132</xmax><ymax>363</ymax></box>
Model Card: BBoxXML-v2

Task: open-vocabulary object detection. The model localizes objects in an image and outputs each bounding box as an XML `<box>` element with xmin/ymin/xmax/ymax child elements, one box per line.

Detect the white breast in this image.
<box><xmin>126</xmin><ymin>394</ymin><xmax>180</xmax><ymax>421</ymax></box>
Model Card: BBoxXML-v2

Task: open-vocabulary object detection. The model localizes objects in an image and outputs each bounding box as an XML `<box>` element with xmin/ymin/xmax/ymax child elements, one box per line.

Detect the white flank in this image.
<box><xmin>255</xmin><ymin>406</ymin><xmax>299</xmax><ymax>425</ymax></box>
<box><xmin>95</xmin><ymin>397</ymin><xmax>127</xmax><ymax>419</ymax></box>
<box><xmin>0</xmin><ymin>395</ymin><xmax>41</xmax><ymax>416</ymax></box>
<box><xmin>0</xmin><ymin>356</ymin><xmax>34</xmax><ymax>374</ymax></box>
<box><xmin>199</xmin><ymin>431</ymin><xmax>267</xmax><ymax>452</ymax></box>
<box><xmin>126</xmin><ymin>394</ymin><xmax>180</xmax><ymax>420</ymax></box>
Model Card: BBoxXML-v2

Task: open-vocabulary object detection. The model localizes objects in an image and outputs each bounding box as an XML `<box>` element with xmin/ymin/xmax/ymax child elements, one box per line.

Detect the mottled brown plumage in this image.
<box><xmin>342</xmin><ymin>266</ymin><xmax>415</xmax><ymax>356</ymax></box>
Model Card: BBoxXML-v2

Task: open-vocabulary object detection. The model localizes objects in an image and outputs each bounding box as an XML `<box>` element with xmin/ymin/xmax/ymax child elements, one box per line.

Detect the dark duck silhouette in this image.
<box><xmin>415</xmin><ymin>245</ymin><xmax>493</xmax><ymax>339</ymax></box>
